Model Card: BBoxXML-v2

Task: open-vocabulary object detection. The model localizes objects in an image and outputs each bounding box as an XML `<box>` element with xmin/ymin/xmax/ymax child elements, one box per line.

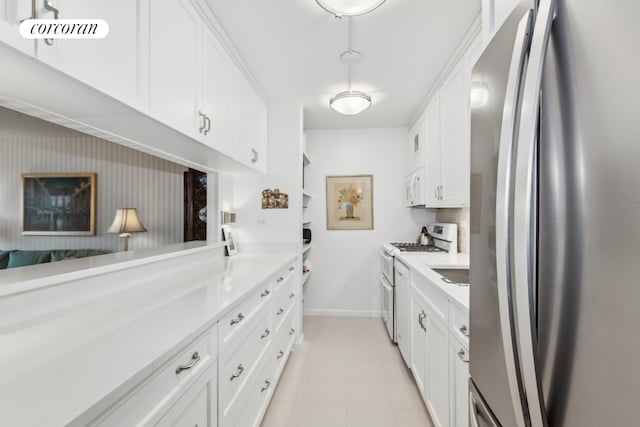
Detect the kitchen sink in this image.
<box><xmin>432</xmin><ymin>268</ymin><xmax>469</xmax><ymax>286</ymax></box>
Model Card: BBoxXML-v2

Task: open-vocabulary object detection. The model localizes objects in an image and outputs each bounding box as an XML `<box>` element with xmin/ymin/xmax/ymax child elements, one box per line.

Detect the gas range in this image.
<box><xmin>389</xmin><ymin>243</ymin><xmax>446</xmax><ymax>252</ymax></box>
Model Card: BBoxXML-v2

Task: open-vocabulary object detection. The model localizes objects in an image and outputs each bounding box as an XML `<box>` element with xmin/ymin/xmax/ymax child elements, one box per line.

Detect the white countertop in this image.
<box><xmin>395</xmin><ymin>252</ymin><xmax>470</xmax><ymax>309</ymax></box>
<box><xmin>0</xmin><ymin>249</ymin><xmax>297</xmax><ymax>427</ymax></box>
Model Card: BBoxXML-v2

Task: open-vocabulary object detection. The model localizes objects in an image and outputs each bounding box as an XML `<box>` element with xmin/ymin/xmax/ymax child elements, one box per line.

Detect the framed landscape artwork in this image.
<box><xmin>21</xmin><ymin>173</ymin><xmax>97</xmax><ymax>236</ymax></box>
<box><xmin>326</xmin><ymin>175</ymin><xmax>373</xmax><ymax>230</ymax></box>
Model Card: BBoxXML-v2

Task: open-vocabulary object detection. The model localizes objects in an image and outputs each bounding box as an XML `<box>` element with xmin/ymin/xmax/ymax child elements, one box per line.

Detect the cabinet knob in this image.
<box><xmin>198</xmin><ymin>111</ymin><xmax>206</xmax><ymax>133</ymax></box>
<box><xmin>459</xmin><ymin>324</ymin><xmax>470</xmax><ymax>337</ymax></box>
<box><xmin>276</xmin><ymin>308</ymin><xmax>284</xmax><ymax>316</ymax></box>
<box><xmin>457</xmin><ymin>349</ymin><xmax>469</xmax><ymax>363</ymax></box>
<box><xmin>251</xmin><ymin>148</ymin><xmax>258</xmax><ymax>163</ymax></box>
<box><xmin>289</xmin><ymin>266</ymin><xmax>295</xmax><ymax>272</ymax></box>
<box><xmin>261</xmin><ymin>289</ymin><xmax>270</xmax><ymax>298</ymax></box>
<box><xmin>43</xmin><ymin>0</ymin><xmax>59</xmax><ymax>46</ymax></box>
<box><xmin>289</xmin><ymin>328</ymin><xmax>295</xmax><ymax>336</ymax></box>
<box><xmin>289</xmin><ymin>292</ymin><xmax>295</xmax><ymax>299</ymax></box>
<box><xmin>203</xmin><ymin>115</ymin><xmax>211</xmax><ymax>135</ymax></box>
<box><xmin>261</xmin><ymin>379</ymin><xmax>271</xmax><ymax>393</ymax></box>
<box><xmin>261</xmin><ymin>328</ymin><xmax>271</xmax><ymax>339</ymax></box>
<box><xmin>277</xmin><ymin>350</ymin><xmax>284</xmax><ymax>360</ymax></box>
<box><xmin>276</xmin><ymin>276</ymin><xmax>285</xmax><ymax>283</ymax></box>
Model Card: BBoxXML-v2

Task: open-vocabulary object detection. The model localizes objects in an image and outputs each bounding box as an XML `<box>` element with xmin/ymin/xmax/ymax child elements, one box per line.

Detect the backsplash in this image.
<box><xmin>435</xmin><ymin>208</ymin><xmax>470</xmax><ymax>253</ymax></box>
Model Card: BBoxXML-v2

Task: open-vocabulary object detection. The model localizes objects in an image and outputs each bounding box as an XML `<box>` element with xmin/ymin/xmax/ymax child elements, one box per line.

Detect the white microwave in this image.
<box><xmin>405</xmin><ymin>167</ymin><xmax>425</xmax><ymax>207</ymax></box>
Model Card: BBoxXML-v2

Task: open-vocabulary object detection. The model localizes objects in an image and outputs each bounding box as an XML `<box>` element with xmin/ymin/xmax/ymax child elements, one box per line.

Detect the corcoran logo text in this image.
<box><xmin>19</xmin><ymin>19</ymin><xmax>109</xmax><ymax>39</ymax></box>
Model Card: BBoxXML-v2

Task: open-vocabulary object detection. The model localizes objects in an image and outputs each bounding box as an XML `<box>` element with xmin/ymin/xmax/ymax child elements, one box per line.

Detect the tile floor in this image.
<box><xmin>260</xmin><ymin>316</ymin><xmax>435</xmax><ymax>427</ymax></box>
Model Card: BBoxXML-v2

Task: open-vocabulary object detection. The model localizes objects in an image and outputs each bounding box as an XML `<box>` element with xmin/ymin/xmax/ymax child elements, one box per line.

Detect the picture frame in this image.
<box><xmin>326</xmin><ymin>175</ymin><xmax>374</xmax><ymax>230</ymax></box>
<box><xmin>21</xmin><ymin>173</ymin><xmax>97</xmax><ymax>236</ymax></box>
<box><xmin>221</xmin><ymin>225</ymin><xmax>238</xmax><ymax>256</ymax></box>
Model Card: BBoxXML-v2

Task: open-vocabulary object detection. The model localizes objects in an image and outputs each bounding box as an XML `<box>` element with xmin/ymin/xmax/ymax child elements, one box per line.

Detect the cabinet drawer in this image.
<box><xmin>272</xmin><ymin>285</ymin><xmax>296</xmax><ymax>333</ymax></box>
<box><xmin>273</xmin><ymin>261</ymin><xmax>296</xmax><ymax>293</ymax></box>
<box><xmin>449</xmin><ymin>302</ymin><xmax>470</xmax><ymax>346</ymax></box>
<box><xmin>95</xmin><ymin>329</ymin><xmax>215</xmax><ymax>427</ymax></box>
<box><xmin>413</xmin><ymin>273</ymin><xmax>448</xmax><ymax>323</ymax></box>
<box><xmin>219</xmin><ymin>309</ymin><xmax>273</xmax><ymax>421</ymax></box>
<box><xmin>272</xmin><ymin>309</ymin><xmax>295</xmax><ymax>378</ymax></box>
<box><xmin>219</xmin><ymin>281</ymin><xmax>272</xmax><ymax>349</ymax></box>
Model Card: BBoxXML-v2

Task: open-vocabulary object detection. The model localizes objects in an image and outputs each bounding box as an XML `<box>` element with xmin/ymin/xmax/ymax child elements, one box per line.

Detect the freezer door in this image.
<box><xmin>469</xmin><ymin>2</ymin><xmax>533</xmax><ymax>426</ymax></box>
<box><xmin>537</xmin><ymin>0</ymin><xmax>640</xmax><ymax>425</ymax></box>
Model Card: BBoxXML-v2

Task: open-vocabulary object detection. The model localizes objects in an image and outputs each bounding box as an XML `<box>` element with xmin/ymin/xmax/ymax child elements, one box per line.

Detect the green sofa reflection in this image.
<box><xmin>0</xmin><ymin>249</ymin><xmax>112</xmax><ymax>269</ymax></box>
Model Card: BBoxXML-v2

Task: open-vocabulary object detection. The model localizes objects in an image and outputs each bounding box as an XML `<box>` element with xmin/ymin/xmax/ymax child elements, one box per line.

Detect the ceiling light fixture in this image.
<box><xmin>315</xmin><ymin>0</ymin><xmax>386</xmax><ymax>18</ymax></box>
<box><xmin>329</xmin><ymin>18</ymin><xmax>372</xmax><ymax>116</ymax></box>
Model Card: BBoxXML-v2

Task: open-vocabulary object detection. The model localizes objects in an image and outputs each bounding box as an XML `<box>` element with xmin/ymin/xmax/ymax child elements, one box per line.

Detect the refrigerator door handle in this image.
<box><xmin>470</xmin><ymin>386</ymin><xmax>500</xmax><ymax>427</ymax></box>
<box><xmin>494</xmin><ymin>9</ymin><xmax>534</xmax><ymax>427</ymax></box>
<box><xmin>513</xmin><ymin>0</ymin><xmax>557</xmax><ymax>426</ymax></box>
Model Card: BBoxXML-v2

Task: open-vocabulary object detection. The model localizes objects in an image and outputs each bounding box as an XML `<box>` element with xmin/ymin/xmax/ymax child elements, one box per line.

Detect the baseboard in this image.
<box><xmin>303</xmin><ymin>308</ymin><xmax>382</xmax><ymax>318</ymax></box>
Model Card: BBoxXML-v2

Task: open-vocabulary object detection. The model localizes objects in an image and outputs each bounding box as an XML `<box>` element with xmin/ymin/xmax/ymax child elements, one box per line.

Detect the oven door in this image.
<box><xmin>380</xmin><ymin>275</ymin><xmax>394</xmax><ymax>341</ymax></box>
<box><xmin>380</xmin><ymin>249</ymin><xmax>394</xmax><ymax>284</ymax></box>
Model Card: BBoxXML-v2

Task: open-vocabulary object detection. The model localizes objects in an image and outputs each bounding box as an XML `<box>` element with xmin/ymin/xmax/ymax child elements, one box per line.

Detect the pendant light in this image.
<box><xmin>330</xmin><ymin>18</ymin><xmax>372</xmax><ymax>116</ymax></box>
<box><xmin>316</xmin><ymin>0</ymin><xmax>386</xmax><ymax>18</ymax></box>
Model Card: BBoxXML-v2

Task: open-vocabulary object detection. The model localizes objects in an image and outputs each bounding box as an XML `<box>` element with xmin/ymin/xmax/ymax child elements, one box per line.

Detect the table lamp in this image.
<box><xmin>108</xmin><ymin>208</ymin><xmax>147</xmax><ymax>251</ymax></box>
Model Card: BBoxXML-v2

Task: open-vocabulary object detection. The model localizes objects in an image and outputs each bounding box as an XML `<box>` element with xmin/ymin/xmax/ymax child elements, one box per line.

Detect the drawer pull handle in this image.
<box><xmin>289</xmin><ymin>328</ymin><xmax>295</xmax><ymax>336</ymax></box>
<box><xmin>261</xmin><ymin>380</ymin><xmax>271</xmax><ymax>393</ymax></box>
<box><xmin>261</xmin><ymin>289</ymin><xmax>270</xmax><ymax>298</ymax></box>
<box><xmin>230</xmin><ymin>364</ymin><xmax>244</xmax><ymax>381</ymax></box>
<box><xmin>276</xmin><ymin>277</ymin><xmax>284</xmax><ymax>283</ymax></box>
<box><xmin>276</xmin><ymin>308</ymin><xmax>284</xmax><ymax>316</ymax></box>
<box><xmin>175</xmin><ymin>352</ymin><xmax>200</xmax><ymax>375</ymax></box>
<box><xmin>277</xmin><ymin>350</ymin><xmax>284</xmax><ymax>359</ymax></box>
<box><xmin>230</xmin><ymin>313</ymin><xmax>245</xmax><ymax>326</ymax></box>
<box><xmin>457</xmin><ymin>349</ymin><xmax>469</xmax><ymax>363</ymax></box>
<box><xmin>459</xmin><ymin>324</ymin><xmax>470</xmax><ymax>337</ymax></box>
<box><xmin>289</xmin><ymin>293</ymin><xmax>295</xmax><ymax>299</ymax></box>
<box><xmin>289</xmin><ymin>266</ymin><xmax>295</xmax><ymax>272</ymax></box>
<box><xmin>261</xmin><ymin>328</ymin><xmax>271</xmax><ymax>339</ymax></box>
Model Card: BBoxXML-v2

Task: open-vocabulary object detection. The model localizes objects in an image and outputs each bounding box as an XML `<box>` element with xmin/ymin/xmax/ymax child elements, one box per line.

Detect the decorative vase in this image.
<box><xmin>344</xmin><ymin>201</ymin><xmax>355</xmax><ymax>219</ymax></box>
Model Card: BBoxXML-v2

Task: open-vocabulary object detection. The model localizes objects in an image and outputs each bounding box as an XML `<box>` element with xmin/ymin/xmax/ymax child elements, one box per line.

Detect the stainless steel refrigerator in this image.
<box><xmin>469</xmin><ymin>0</ymin><xmax>640</xmax><ymax>426</ymax></box>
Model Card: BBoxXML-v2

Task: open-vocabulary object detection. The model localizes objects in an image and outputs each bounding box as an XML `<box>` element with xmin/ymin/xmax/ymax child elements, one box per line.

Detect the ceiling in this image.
<box><xmin>205</xmin><ymin>0</ymin><xmax>481</xmax><ymax>130</ymax></box>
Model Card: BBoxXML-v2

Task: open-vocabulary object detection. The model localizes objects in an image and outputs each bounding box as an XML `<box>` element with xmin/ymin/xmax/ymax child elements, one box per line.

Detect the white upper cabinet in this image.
<box><xmin>232</xmin><ymin>67</ymin><xmax>268</xmax><ymax>174</ymax></box>
<box><xmin>0</xmin><ymin>0</ymin><xmax>34</xmax><ymax>55</ymax></box>
<box><xmin>201</xmin><ymin>25</ymin><xmax>232</xmax><ymax>154</ymax></box>
<box><xmin>36</xmin><ymin>0</ymin><xmax>148</xmax><ymax>110</ymax></box>
<box><xmin>408</xmin><ymin>32</ymin><xmax>482</xmax><ymax>208</ymax></box>
<box><xmin>150</xmin><ymin>0</ymin><xmax>200</xmax><ymax>139</ymax></box>
<box><xmin>438</xmin><ymin>59</ymin><xmax>469</xmax><ymax>207</ymax></box>
<box><xmin>424</xmin><ymin>93</ymin><xmax>442</xmax><ymax>206</ymax></box>
<box><xmin>407</xmin><ymin>113</ymin><xmax>425</xmax><ymax>173</ymax></box>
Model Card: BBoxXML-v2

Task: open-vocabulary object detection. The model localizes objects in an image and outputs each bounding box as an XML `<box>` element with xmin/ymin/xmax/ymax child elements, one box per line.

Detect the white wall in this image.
<box><xmin>304</xmin><ymin>128</ymin><xmax>435</xmax><ymax>317</ymax></box>
<box><xmin>0</xmin><ymin>109</ymin><xmax>186</xmax><ymax>252</ymax></box>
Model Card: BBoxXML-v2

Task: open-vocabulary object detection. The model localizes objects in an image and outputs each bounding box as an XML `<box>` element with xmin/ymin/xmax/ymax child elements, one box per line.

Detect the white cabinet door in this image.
<box><xmin>425</xmin><ymin>311</ymin><xmax>450</xmax><ymax>427</ymax></box>
<box><xmin>423</xmin><ymin>93</ymin><xmax>442</xmax><ymax>206</ymax></box>
<box><xmin>156</xmin><ymin>363</ymin><xmax>217</xmax><ymax>427</ymax></box>
<box><xmin>407</xmin><ymin>114</ymin><xmax>425</xmax><ymax>173</ymax></box>
<box><xmin>200</xmin><ymin>25</ymin><xmax>232</xmax><ymax>155</ymax></box>
<box><xmin>36</xmin><ymin>0</ymin><xmax>148</xmax><ymax>109</ymax></box>
<box><xmin>410</xmin><ymin>294</ymin><xmax>427</xmax><ymax>394</ymax></box>
<box><xmin>450</xmin><ymin>338</ymin><xmax>470</xmax><ymax>427</ymax></box>
<box><xmin>0</xmin><ymin>0</ymin><xmax>34</xmax><ymax>55</ymax></box>
<box><xmin>439</xmin><ymin>59</ymin><xmax>469</xmax><ymax>207</ymax></box>
<box><xmin>232</xmin><ymin>68</ymin><xmax>267</xmax><ymax>173</ymax></box>
<box><xmin>150</xmin><ymin>0</ymin><xmax>200</xmax><ymax>138</ymax></box>
<box><xmin>395</xmin><ymin>261</ymin><xmax>410</xmax><ymax>366</ymax></box>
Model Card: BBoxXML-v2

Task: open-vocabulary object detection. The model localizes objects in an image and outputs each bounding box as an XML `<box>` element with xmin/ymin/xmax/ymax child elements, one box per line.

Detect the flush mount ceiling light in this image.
<box><xmin>470</xmin><ymin>82</ymin><xmax>490</xmax><ymax>108</ymax></box>
<box><xmin>329</xmin><ymin>18</ymin><xmax>372</xmax><ymax>116</ymax></box>
<box><xmin>330</xmin><ymin>90</ymin><xmax>372</xmax><ymax>115</ymax></box>
<box><xmin>315</xmin><ymin>0</ymin><xmax>386</xmax><ymax>17</ymax></box>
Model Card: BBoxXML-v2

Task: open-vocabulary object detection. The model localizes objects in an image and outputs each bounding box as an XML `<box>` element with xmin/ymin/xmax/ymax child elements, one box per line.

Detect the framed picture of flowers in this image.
<box><xmin>326</xmin><ymin>175</ymin><xmax>373</xmax><ymax>230</ymax></box>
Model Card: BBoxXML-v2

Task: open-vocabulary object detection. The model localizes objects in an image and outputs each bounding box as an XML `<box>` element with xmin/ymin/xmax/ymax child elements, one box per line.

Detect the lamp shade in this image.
<box><xmin>316</xmin><ymin>0</ymin><xmax>385</xmax><ymax>17</ymax></box>
<box><xmin>330</xmin><ymin>90</ymin><xmax>372</xmax><ymax>115</ymax></box>
<box><xmin>107</xmin><ymin>208</ymin><xmax>147</xmax><ymax>234</ymax></box>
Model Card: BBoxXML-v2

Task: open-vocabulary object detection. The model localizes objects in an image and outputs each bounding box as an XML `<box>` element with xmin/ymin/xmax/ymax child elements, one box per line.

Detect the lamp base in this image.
<box><xmin>119</xmin><ymin>233</ymin><xmax>132</xmax><ymax>251</ymax></box>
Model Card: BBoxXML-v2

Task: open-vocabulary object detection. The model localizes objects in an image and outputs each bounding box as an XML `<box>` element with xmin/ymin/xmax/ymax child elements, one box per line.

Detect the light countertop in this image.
<box><xmin>396</xmin><ymin>252</ymin><xmax>470</xmax><ymax>310</ymax></box>
<box><xmin>0</xmin><ymin>248</ymin><xmax>297</xmax><ymax>427</ymax></box>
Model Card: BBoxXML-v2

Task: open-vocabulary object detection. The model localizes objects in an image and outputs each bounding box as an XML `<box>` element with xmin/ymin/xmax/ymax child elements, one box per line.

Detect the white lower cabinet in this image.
<box><xmin>395</xmin><ymin>259</ymin><xmax>411</xmax><ymax>365</ymax></box>
<box><xmin>409</xmin><ymin>274</ymin><xmax>470</xmax><ymax>427</ymax></box>
<box><xmin>156</xmin><ymin>363</ymin><xmax>217</xmax><ymax>427</ymax></box>
<box><xmin>425</xmin><ymin>310</ymin><xmax>450</xmax><ymax>427</ymax></box>
<box><xmin>450</xmin><ymin>336</ymin><xmax>470</xmax><ymax>427</ymax></box>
